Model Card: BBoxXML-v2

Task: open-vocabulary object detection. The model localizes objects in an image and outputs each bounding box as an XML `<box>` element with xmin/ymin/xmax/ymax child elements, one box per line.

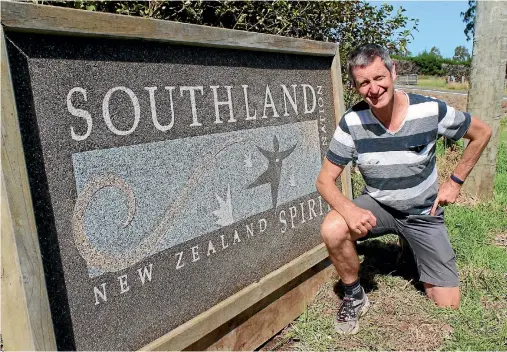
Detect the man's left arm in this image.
<box><xmin>431</xmin><ymin>116</ymin><xmax>492</xmax><ymax>215</ymax></box>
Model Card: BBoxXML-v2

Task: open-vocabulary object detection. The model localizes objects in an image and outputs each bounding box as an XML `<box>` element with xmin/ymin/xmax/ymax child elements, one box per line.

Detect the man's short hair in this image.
<box><xmin>347</xmin><ymin>44</ymin><xmax>393</xmax><ymax>84</ymax></box>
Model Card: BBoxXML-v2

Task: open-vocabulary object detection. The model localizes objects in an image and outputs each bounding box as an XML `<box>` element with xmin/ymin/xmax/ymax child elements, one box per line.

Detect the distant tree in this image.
<box><xmin>453</xmin><ymin>45</ymin><xmax>471</xmax><ymax>62</ymax></box>
<box><xmin>429</xmin><ymin>46</ymin><xmax>442</xmax><ymax>58</ymax></box>
<box><xmin>397</xmin><ymin>49</ymin><xmax>412</xmax><ymax>58</ymax></box>
<box><xmin>461</xmin><ymin>0</ymin><xmax>476</xmax><ymax>41</ymax></box>
<box><xmin>410</xmin><ymin>50</ymin><xmax>444</xmax><ymax>76</ymax></box>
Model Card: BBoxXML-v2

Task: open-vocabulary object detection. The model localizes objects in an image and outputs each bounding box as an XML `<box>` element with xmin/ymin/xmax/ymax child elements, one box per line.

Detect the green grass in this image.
<box><xmin>416</xmin><ymin>76</ymin><xmax>448</xmax><ymax>89</ymax></box>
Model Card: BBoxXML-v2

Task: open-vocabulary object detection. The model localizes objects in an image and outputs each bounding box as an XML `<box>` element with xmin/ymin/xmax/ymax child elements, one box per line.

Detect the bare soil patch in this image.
<box><xmin>493</xmin><ymin>232</ymin><xmax>507</xmax><ymax>249</ymax></box>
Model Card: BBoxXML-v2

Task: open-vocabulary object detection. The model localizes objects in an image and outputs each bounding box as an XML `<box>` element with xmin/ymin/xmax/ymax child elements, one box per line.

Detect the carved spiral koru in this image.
<box><xmin>72</xmin><ymin>137</ymin><xmax>244</xmax><ymax>273</ymax></box>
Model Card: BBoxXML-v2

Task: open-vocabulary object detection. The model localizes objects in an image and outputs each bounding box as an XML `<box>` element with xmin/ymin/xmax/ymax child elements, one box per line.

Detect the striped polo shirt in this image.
<box><xmin>327</xmin><ymin>92</ymin><xmax>472</xmax><ymax>215</ymax></box>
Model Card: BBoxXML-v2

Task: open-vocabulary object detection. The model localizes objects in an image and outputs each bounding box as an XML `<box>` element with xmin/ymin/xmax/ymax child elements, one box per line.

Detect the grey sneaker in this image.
<box><xmin>334</xmin><ymin>289</ymin><xmax>370</xmax><ymax>334</ymax></box>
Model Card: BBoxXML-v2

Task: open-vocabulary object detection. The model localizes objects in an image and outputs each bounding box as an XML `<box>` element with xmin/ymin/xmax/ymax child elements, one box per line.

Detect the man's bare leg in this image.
<box><xmin>320</xmin><ymin>209</ymin><xmax>366</xmax><ymax>284</ymax></box>
<box><xmin>320</xmin><ymin>209</ymin><xmax>370</xmax><ymax>335</ymax></box>
<box><xmin>322</xmin><ymin>210</ymin><xmax>460</xmax><ymax>310</ymax></box>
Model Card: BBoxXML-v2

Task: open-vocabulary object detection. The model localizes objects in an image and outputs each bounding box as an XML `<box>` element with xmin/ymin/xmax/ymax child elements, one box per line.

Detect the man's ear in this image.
<box><xmin>391</xmin><ymin>62</ymin><xmax>398</xmax><ymax>81</ymax></box>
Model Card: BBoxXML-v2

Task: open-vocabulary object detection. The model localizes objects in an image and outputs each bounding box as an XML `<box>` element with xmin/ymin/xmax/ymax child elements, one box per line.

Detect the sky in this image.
<box><xmin>376</xmin><ymin>1</ymin><xmax>473</xmax><ymax>59</ymax></box>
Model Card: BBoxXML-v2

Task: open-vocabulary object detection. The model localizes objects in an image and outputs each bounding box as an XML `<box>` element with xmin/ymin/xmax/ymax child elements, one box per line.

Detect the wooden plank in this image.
<box><xmin>0</xmin><ymin>27</ymin><xmax>57</xmax><ymax>351</ymax></box>
<box><xmin>1</xmin><ymin>2</ymin><xmax>337</xmax><ymax>57</ymax></box>
<box><xmin>330</xmin><ymin>50</ymin><xmax>353</xmax><ymax>199</ymax></box>
<box><xmin>140</xmin><ymin>244</ymin><xmax>329</xmax><ymax>351</ymax></box>
<box><xmin>197</xmin><ymin>262</ymin><xmax>336</xmax><ymax>351</ymax></box>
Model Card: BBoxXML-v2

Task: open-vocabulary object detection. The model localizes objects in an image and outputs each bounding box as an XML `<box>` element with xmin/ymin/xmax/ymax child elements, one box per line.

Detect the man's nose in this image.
<box><xmin>370</xmin><ymin>82</ymin><xmax>380</xmax><ymax>95</ymax></box>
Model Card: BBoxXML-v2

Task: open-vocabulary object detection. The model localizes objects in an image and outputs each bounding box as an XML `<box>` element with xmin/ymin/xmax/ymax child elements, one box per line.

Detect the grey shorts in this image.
<box><xmin>354</xmin><ymin>194</ymin><xmax>459</xmax><ymax>287</ymax></box>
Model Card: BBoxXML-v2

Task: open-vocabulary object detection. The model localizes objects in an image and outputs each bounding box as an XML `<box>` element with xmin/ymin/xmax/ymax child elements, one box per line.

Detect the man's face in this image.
<box><xmin>352</xmin><ymin>56</ymin><xmax>396</xmax><ymax>109</ymax></box>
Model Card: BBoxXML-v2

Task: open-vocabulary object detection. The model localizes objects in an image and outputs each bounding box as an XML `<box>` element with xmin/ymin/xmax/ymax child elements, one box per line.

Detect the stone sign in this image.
<box><xmin>6</xmin><ymin>31</ymin><xmax>335</xmax><ymax>350</ymax></box>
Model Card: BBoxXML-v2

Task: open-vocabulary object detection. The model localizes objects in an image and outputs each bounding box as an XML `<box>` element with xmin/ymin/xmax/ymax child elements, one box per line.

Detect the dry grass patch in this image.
<box><xmin>493</xmin><ymin>232</ymin><xmax>507</xmax><ymax>250</ymax></box>
<box><xmin>262</xmin><ymin>237</ymin><xmax>454</xmax><ymax>351</ymax></box>
<box><xmin>265</xmin><ymin>275</ymin><xmax>452</xmax><ymax>351</ymax></box>
<box><xmin>480</xmin><ymin>295</ymin><xmax>507</xmax><ymax>323</ymax></box>
<box><xmin>436</xmin><ymin>146</ymin><xmax>479</xmax><ymax>206</ymax></box>
<box><xmin>447</xmin><ymin>82</ymin><xmax>469</xmax><ymax>91</ymax></box>
<box><xmin>436</xmin><ymin>146</ymin><xmax>461</xmax><ymax>183</ymax></box>
<box><xmin>342</xmin><ymin>277</ymin><xmax>453</xmax><ymax>351</ymax></box>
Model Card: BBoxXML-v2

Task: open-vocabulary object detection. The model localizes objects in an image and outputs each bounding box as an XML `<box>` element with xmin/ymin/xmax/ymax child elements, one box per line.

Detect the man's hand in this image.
<box><xmin>343</xmin><ymin>206</ymin><xmax>377</xmax><ymax>237</ymax></box>
<box><xmin>316</xmin><ymin>159</ymin><xmax>376</xmax><ymax>236</ymax></box>
<box><xmin>431</xmin><ymin>179</ymin><xmax>462</xmax><ymax>215</ymax></box>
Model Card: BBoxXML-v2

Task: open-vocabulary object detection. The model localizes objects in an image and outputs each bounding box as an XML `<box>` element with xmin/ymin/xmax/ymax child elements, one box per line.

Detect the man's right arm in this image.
<box><xmin>316</xmin><ymin>159</ymin><xmax>376</xmax><ymax>236</ymax></box>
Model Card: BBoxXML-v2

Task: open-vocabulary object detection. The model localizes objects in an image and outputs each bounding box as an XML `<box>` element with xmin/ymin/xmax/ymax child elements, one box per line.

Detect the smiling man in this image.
<box><xmin>316</xmin><ymin>44</ymin><xmax>492</xmax><ymax>334</ymax></box>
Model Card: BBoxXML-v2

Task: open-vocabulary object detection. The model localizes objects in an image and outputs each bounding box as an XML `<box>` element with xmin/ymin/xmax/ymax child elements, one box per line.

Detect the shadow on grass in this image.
<box><xmin>333</xmin><ymin>238</ymin><xmax>424</xmax><ymax>298</ymax></box>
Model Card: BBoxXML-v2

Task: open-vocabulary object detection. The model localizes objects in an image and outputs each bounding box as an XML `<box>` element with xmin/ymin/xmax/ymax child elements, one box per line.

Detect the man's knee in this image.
<box><xmin>424</xmin><ymin>283</ymin><xmax>460</xmax><ymax>309</ymax></box>
<box><xmin>321</xmin><ymin>210</ymin><xmax>350</xmax><ymax>246</ymax></box>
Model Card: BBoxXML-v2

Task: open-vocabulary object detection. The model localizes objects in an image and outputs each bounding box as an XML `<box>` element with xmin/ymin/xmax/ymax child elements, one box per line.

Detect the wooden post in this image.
<box><xmin>464</xmin><ymin>1</ymin><xmax>507</xmax><ymax>200</ymax></box>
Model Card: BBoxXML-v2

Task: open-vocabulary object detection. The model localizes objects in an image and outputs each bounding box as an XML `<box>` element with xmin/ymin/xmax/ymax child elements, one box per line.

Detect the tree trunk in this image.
<box><xmin>464</xmin><ymin>1</ymin><xmax>507</xmax><ymax>200</ymax></box>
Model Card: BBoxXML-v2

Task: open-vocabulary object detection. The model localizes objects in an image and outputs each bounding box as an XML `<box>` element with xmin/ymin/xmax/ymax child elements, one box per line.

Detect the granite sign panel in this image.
<box><xmin>6</xmin><ymin>32</ymin><xmax>336</xmax><ymax>350</ymax></box>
